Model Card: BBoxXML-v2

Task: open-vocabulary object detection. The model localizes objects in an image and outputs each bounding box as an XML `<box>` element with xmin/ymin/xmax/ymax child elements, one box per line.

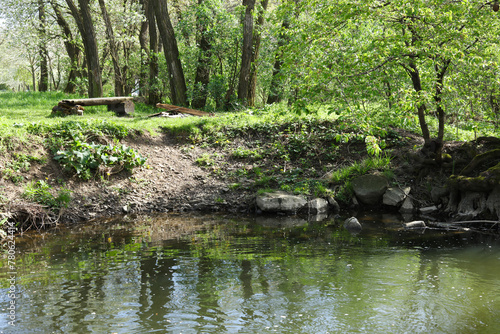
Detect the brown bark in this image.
<box><xmin>237</xmin><ymin>0</ymin><xmax>256</xmax><ymax>105</ymax></box>
<box><xmin>98</xmin><ymin>0</ymin><xmax>124</xmax><ymax>96</ymax></box>
<box><xmin>152</xmin><ymin>0</ymin><xmax>187</xmax><ymax>106</ymax></box>
<box><xmin>145</xmin><ymin>0</ymin><xmax>160</xmax><ymax>104</ymax></box>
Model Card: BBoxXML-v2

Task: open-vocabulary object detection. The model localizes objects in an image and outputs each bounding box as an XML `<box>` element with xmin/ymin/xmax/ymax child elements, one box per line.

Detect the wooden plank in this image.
<box><xmin>62</xmin><ymin>97</ymin><xmax>134</xmax><ymax>106</ymax></box>
<box><xmin>156</xmin><ymin>103</ymin><xmax>213</xmax><ymax>117</ymax></box>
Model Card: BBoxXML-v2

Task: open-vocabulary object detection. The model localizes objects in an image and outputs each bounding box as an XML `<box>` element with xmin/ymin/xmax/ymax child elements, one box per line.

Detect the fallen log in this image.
<box><xmin>156</xmin><ymin>103</ymin><xmax>213</xmax><ymax>117</ymax></box>
<box><xmin>62</xmin><ymin>97</ymin><xmax>134</xmax><ymax>106</ymax></box>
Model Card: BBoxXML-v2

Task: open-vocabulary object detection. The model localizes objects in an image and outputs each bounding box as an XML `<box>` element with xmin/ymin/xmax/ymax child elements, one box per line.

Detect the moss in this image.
<box><xmin>449</xmin><ymin>163</ymin><xmax>500</xmax><ymax>192</ymax></box>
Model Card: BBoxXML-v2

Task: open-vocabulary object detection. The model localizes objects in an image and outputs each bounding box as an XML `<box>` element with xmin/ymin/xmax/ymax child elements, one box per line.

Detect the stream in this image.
<box><xmin>1</xmin><ymin>212</ymin><xmax>500</xmax><ymax>333</ymax></box>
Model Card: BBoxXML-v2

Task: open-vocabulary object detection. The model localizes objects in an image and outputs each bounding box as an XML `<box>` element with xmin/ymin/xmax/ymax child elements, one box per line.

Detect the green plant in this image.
<box><xmin>231</xmin><ymin>147</ymin><xmax>263</xmax><ymax>160</ymax></box>
<box><xmin>22</xmin><ymin>180</ymin><xmax>71</xmax><ymax>208</ymax></box>
<box><xmin>54</xmin><ymin>141</ymin><xmax>146</xmax><ymax>180</ymax></box>
<box><xmin>196</xmin><ymin>153</ymin><xmax>216</xmax><ymax>167</ymax></box>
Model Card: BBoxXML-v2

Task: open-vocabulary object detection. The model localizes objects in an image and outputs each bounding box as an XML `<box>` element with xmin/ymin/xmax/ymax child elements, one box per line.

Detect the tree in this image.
<box><xmin>191</xmin><ymin>0</ymin><xmax>214</xmax><ymax>109</ymax></box>
<box><xmin>152</xmin><ymin>0</ymin><xmax>187</xmax><ymax>106</ymax></box>
<box><xmin>237</xmin><ymin>0</ymin><xmax>256</xmax><ymax>105</ymax></box>
<box><xmin>50</xmin><ymin>0</ymin><xmax>83</xmax><ymax>94</ymax></box>
<box><xmin>283</xmin><ymin>0</ymin><xmax>500</xmax><ymax>160</ymax></box>
<box><xmin>66</xmin><ymin>0</ymin><xmax>103</xmax><ymax>97</ymax></box>
<box><xmin>98</xmin><ymin>0</ymin><xmax>124</xmax><ymax>96</ymax></box>
<box><xmin>139</xmin><ymin>0</ymin><xmax>161</xmax><ymax>104</ymax></box>
<box><xmin>247</xmin><ymin>0</ymin><xmax>269</xmax><ymax>107</ymax></box>
<box><xmin>37</xmin><ymin>0</ymin><xmax>49</xmax><ymax>92</ymax></box>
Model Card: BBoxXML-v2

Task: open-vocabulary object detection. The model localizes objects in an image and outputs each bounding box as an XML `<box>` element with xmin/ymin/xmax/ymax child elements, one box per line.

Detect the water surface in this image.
<box><xmin>1</xmin><ymin>213</ymin><xmax>500</xmax><ymax>333</ymax></box>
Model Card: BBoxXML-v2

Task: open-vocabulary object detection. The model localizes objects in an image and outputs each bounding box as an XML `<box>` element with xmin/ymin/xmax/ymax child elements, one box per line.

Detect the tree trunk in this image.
<box><xmin>143</xmin><ymin>0</ymin><xmax>161</xmax><ymax>105</ymax></box>
<box><xmin>98</xmin><ymin>0</ymin><xmax>124</xmax><ymax>96</ymax></box>
<box><xmin>246</xmin><ymin>0</ymin><xmax>268</xmax><ymax>107</ymax></box>
<box><xmin>66</xmin><ymin>0</ymin><xmax>103</xmax><ymax>98</ymax></box>
<box><xmin>152</xmin><ymin>0</ymin><xmax>187</xmax><ymax>106</ymax></box>
<box><xmin>38</xmin><ymin>0</ymin><xmax>49</xmax><ymax>92</ymax></box>
<box><xmin>433</xmin><ymin>60</ymin><xmax>451</xmax><ymax>163</ymax></box>
<box><xmin>237</xmin><ymin>0</ymin><xmax>256</xmax><ymax>105</ymax></box>
<box><xmin>406</xmin><ymin>61</ymin><xmax>431</xmax><ymax>145</ymax></box>
<box><xmin>191</xmin><ymin>0</ymin><xmax>212</xmax><ymax>109</ymax></box>
<box><xmin>51</xmin><ymin>0</ymin><xmax>83</xmax><ymax>94</ymax></box>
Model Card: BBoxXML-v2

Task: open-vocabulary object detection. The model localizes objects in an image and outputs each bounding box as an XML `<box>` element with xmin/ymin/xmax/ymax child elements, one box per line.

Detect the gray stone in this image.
<box><xmin>344</xmin><ymin>217</ymin><xmax>362</xmax><ymax>233</ymax></box>
<box><xmin>327</xmin><ymin>196</ymin><xmax>340</xmax><ymax>213</ymax></box>
<box><xmin>351</xmin><ymin>174</ymin><xmax>389</xmax><ymax>205</ymax></box>
<box><xmin>399</xmin><ymin>197</ymin><xmax>414</xmax><ymax>214</ymax></box>
<box><xmin>419</xmin><ymin>205</ymin><xmax>439</xmax><ymax>215</ymax></box>
<box><xmin>256</xmin><ymin>191</ymin><xmax>307</xmax><ymax>213</ymax></box>
<box><xmin>308</xmin><ymin>198</ymin><xmax>329</xmax><ymax>214</ymax></box>
<box><xmin>383</xmin><ymin>187</ymin><xmax>410</xmax><ymax>207</ymax></box>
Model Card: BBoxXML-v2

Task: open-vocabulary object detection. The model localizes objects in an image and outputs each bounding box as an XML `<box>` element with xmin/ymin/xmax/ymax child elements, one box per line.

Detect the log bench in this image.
<box><xmin>52</xmin><ymin>97</ymin><xmax>135</xmax><ymax>116</ymax></box>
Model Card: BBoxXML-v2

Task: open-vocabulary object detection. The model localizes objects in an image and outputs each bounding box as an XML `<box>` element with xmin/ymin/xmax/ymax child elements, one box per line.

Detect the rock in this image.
<box><xmin>431</xmin><ymin>186</ymin><xmax>449</xmax><ymax>204</ymax></box>
<box><xmin>327</xmin><ymin>196</ymin><xmax>340</xmax><ymax>213</ymax></box>
<box><xmin>399</xmin><ymin>197</ymin><xmax>414</xmax><ymax>214</ymax></box>
<box><xmin>344</xmin><ymin>217</ymin><xmax>362</xmax><ymax>233</ymax></box>
<box><xmin>256</xmin><ymin>191</ymin><xmax>307</xmax><ymax>213</ymax></box>
<box><xmin>419</xmin><ymin>205</ymin><xmax>439</xmax><ymax>215</ymax></box>
<box><xmin>404</xmin><ymin>220</ymin><xmax>426</xmax><ymax>229</ymax></box>
<box><xmin>351</xmin><ymin>174</ymin><xmax>389</xmax><ymax>205</ymax></box>
<box><xmin>307</xmin><ymin>198</ymin><xmax>329</xmax><ymax>214</ymax></box>
<box><xmin>383</xmin><ymin>187</ymin><xmax>410</xmax><ymax>207</ymax></box>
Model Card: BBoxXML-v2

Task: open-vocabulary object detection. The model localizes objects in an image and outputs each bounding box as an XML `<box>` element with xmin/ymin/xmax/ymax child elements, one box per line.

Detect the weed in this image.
<box><xmin>232</xmin><ymin>147</ymin><xmax>263</xmax><ymax>160</ymax></box>
<box><xmin>196</xmin><ymin>153</ymin><xmax>216</xmax><ymax>167</ymax></box>
<box><xmin>22</xmin><ymin>180</ymin><xmax>71</xmax><ymax>208</ymax></box>
<box><xmin>330</xmin><ymin>155</ymin><xmax>393</xmax><ymax>184</ymax></box>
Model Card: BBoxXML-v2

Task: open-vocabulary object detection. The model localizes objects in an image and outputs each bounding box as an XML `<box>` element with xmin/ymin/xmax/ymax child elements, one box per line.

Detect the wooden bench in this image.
<box><xmin>52</xmin><ymin>97</ymin><xmax>135</xmax><ymax>116</ymax></box>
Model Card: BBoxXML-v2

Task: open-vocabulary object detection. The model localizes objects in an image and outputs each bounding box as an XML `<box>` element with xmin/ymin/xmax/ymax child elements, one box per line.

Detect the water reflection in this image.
<box><xmin>1</xmin><ymin>213</ymin><xmax>500</xmax><ymax>333</ymax></box>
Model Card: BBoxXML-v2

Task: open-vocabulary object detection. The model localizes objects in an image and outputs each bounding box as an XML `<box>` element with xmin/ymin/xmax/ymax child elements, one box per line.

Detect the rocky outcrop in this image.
<box><xmin>351</xmin><ymin>174</ymin><xmax>388</xmax><ymax>205</ymax></box>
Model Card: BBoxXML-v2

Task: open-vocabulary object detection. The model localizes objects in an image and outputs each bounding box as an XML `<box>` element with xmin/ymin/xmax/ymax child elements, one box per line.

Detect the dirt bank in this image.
<box><xmin>1</xmin><ymin>129</ymin><xmax>498</xmax><ymax>232</ymax></box>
